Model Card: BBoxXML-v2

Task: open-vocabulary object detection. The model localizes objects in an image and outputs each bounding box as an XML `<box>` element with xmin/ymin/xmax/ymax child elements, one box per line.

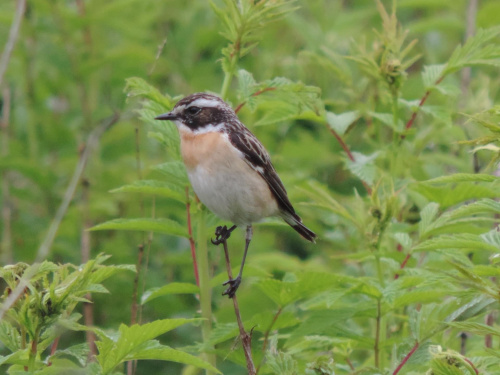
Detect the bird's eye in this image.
<box><xmin>186</xmin><ymin>106</ymin><xmax>201</xmax><ymax>116</ymax></box>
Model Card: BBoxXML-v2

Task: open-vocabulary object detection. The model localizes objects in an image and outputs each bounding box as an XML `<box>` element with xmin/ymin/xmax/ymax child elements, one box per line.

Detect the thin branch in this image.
<box><xmin>148</xmin><ymin>38</ymin><xmax>168</xmax><ymax>77</ymax></box>
<box><xmin>0</xmin><ymin>113</ymin><xmax>120</xmax><ymax>320</ymax></box>
<box><xmin>221</xmin><ymin>238</ymin><xmax>256</xmax><ymax>375</ymax></box>
<box><xmin>393</xmin><ymin>340</ymin><xmax>419</xmax><ymax>375</ymax></box>
<box><xmin>186</xmin><ymin>186</ymin><xmax>200</xmax><ymax>286</ymax></box>
<box><xmin>256</xmin><ymin>307</ymin><xmax>282</xmax><ymax>374</ymax></box>
<box><xmin>0</xmin><ymin>0</ymin><xmax>26</xmax><ymax>90</ymax></box>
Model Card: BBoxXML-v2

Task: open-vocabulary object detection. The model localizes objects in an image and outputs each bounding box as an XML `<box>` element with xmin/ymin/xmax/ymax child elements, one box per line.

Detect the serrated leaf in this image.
<box><xmin>369</xmin><ymin>112</ymin><xmax>405</xmax><ymax>131</ymax></box>
<box><xmin>422</xmin><ymin>173</ymin><xmax>500</xmax><ymax>184</ymax></box>
<box><xmin>418</xmin><ymin>202</ymin><xmax>440</xmax><ymax>236</ymax></box>
<box><xmin>152</xmin><ymin>161</ymin><xmax>189</xmax><ymax>186</ymax></box>
<box><xmin>413</xmin><ymin>234</ymin><xmax>500</xmax><ymax>253</ymax></box>
<box><xmin>95</xmin><ymin>318</ymin><xmax>203</xmax><ymax>374</ymax></box>
<box><xmin>90</xmin><ymin>218</ymin><xmax>188</xmax><ymax>238</ymax></box>
<box><xmin>393</xmin><ymin>232</ymin><xmax>413</xmax><ymax>250</ymax></box>
<box><xmin>125</xmin><ymin>341</ymin><xmax>221</xmax><ymax>374</ymax></box>
<box><xmin>481</xmin><ymin>229</ymin><xmax>500</xmax><ymax>249</ymax></box>
<box><xmin>446</xmin><ymin>321</ymin><xmax>500</xmax><ymax>337</ymax></box>
<box><xmin>422</xmin><ymin>64</ymin><xmax>447</xmax><ymax>88</ymax></box>
<box><xmin>141</xmin><ymin>282</ymin><xmax>199</xmax><ymax>304</ymax></box>
<box><xmin>326</xmin><ymin>111</ymin><xmax>360</xmax><ymax>136</ymax></box>
<box><xmin>111</xmin><ymin>180</ymin><xmax>185</xmax><ymax>203</ymax></box>
<box><xmin>124</xmin><ymin>77</ymin><xmax>173</xmax><ymax>108</ymax></box>
<box><xmin>345</xmin><ymin>151</ymin><xmax>379</xmax><ymax>185</ymax></box>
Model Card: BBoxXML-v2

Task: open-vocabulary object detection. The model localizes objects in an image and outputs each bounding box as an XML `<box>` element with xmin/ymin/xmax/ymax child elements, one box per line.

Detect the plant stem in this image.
<box><xmin>28</xmin><ymin>327</ymin><xmax>41</xmax><ymax>371</ymax></box>
<box><xmin>221</xmin><ymin>238</ymin><xmax>256</xmax><ymax>375</ymax></box>
<box><xmin>256</xmin><ymin>307</ymin><xmax>283</xmax><ymax>374</ymax></box>
<box><xmin>1</xmin><ymin>87</ymin><xmax>12</xmax><ymax>264</ymax></box>
<box><xmin>393</xmin><ymin>340</ymin><xmax>419</xmax><ymax>375</ymax></box>
<box><xmin>197</xmin><ymin>208</ymin><xmax>216</xmax><ymax>374</ymax></box>
<box><xmin>186</xmin><ymin>186</ymin><xmax>199</xmax><ymax>286</ymax></box>
<box><xmin>374</xmin><ymin>299</ymin><xmax>381</xmax><ymax>368</ymax></box>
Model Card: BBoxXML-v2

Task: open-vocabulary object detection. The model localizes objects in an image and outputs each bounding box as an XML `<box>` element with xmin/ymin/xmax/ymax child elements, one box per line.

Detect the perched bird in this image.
<box><xmin>155</xmin><ymin>93</ymin><xmax>316</xmax><ymax>297</ymax></box>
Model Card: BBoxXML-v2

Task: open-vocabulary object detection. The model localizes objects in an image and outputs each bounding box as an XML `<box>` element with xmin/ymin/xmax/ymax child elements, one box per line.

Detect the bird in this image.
<box><xmin>155</xmin><ymin>92</ymin><xmax>316</xmax><ymax>298</ymax></box>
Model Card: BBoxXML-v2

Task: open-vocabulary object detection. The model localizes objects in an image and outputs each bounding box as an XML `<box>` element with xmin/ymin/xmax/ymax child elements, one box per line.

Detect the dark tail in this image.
<box><xmin>282</xmin><ymin>213</ymin><xmax>317</xmax><ymax>243</ymax></box>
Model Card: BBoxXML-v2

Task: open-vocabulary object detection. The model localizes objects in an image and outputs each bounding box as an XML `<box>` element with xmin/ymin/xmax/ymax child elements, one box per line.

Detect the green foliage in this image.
<box><xmin>2</xmin><ymin>0</ymin><xmax>500</xmax><ymax>374</ymax></box>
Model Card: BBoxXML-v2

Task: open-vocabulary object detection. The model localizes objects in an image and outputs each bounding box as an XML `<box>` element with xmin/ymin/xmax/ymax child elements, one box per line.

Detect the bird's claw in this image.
<box><xmin>222</xmin><ymin>276</ymin><xmax>241</xmax><ymax>298</ymax></box>
<box><xmin>211</xmin><ymin>225</ymin><xmax>232</xmax><ymax>245</ymax></box>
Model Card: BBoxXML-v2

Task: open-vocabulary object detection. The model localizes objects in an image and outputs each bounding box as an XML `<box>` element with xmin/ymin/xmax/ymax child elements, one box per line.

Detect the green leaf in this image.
<box><xmin>111</xmin><ymin>180</ymin><xmax>185</xmax><ymax>203</ymax></box>
<box><xmin>446</xmin><ymin>321</ymin><xmax>500</xmax><ymax>337</ymax></box>
<box><xmin>418</xmin><ymin>202</ymin><xmax>440</xmax><ymax>236</ymax></box>
<box><xmin>345</xmin><ymin>151</ymin><xmax>379</xmax><ymax>185</ymax></box>
<box><xmin>141</xmin><ymin>282</ymin><xmax>199</xmax><ymax>304</ymax></box>
<box><xmin>90</xmin><ymin>218</ymin><xmax>188</xmax><ymax>238</ymax></box>
<box><xmin>413</xmin><ymin>234</ymin><xmax>500</xmax><ymax>253</ymax></box>
<box><xmin>124</xmin><ymin>77</ymin><xmax>174</xmax><ymax>108</ymax></box>
<box><xmin>152</xmin><ymin>161</ymin><xmax>189</xmax><ymax>186</ymax></box>
<box><xmin>422</xmin><ymin>173</ymin><xmax>500</xmax><ymax>184</ymax></box>
<box><xmin>125</xmin><ymin>340</ymin><xmax>221</xmax><ymax>374</ymax></box>
<box><xmin>95</xmin><ymin>318</ymin><xmax>203</xmax><ymax>374</ymax></box>
<box><xmin>445</xmin><ymin>26</ymin><xmax>500</xmax><ymax>74</ymax></box>
<box><xmin>326</xmin><ymin>111</ymin><xmax>360</xmax><ymax>136</ymax></box>
<box><xmin>422</xmin><ymin>63</ymin><xmax>446</xmax><ymax>88</ymax></box>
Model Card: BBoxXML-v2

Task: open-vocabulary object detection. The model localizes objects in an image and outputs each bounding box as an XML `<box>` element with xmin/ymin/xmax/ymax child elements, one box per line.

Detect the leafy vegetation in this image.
<box><xmin>1</xmin><ymin>0</ymin><xmax>500</xmax><ymax>374</ymax></box>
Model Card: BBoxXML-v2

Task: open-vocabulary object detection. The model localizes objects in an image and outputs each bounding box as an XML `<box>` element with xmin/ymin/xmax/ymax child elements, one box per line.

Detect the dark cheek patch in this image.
<box><xmin>185</xmin><ymin>108</ymin><xmax>229</xmax><ymax>130</ymax></box>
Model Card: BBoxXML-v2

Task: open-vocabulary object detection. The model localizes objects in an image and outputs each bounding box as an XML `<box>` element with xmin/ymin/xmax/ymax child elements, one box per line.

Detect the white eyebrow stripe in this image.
<box><xmin>188</xmin><ymin>98</ymin><xmax>223</xmax><ymax>108</ymax></box>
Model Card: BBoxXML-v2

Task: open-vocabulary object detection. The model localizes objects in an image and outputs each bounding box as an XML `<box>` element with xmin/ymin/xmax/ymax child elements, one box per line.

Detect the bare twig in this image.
<box><xmin>186</xmin><ymin>186</ymin><xmax>200</xmax><ymax>286</ymax></box>
<box><xmin>148</xmin><ymin>38</ymin><xmax>168</xmax><ymax>77</ymax></box>
<box><xmin>1</xmin><ymin>87</ymin><xmax>13</xmax><ymax>264</ymax></box>
<box><xmin>0</xmin><ymin>113</ymin><xmax>120</xmax><ymax>320</ymax></box>
<box><xmin>0</xmin><ymin>0</ymin><xmax>26</xmax><ymax>90</ymax></box>
<box><xmin>393</xmin><ymin>340</ymin><xmax>419</xmax><ymax>375</ymax></box>
<box><xmin>221</xmin><ymin>239</ymin><xmax>256</xmax><ymax>375</ymax></box>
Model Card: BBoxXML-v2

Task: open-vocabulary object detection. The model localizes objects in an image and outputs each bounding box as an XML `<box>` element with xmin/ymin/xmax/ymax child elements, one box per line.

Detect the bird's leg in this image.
<box><xmin>211</xmin><ymin>224</ymin><xmax>237</xmax><ymax>245</ymax></box>
<box><xmin>223</xmin><ymin>225</ymin><xmax>252</xmax><ymax>298</ymax></box>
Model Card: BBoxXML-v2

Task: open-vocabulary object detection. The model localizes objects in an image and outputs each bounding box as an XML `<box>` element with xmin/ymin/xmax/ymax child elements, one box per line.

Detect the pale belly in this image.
<box><xmin>187</xmin><ymin>162</ymin><xmax>278</xmax><ymax>226</ymax></box>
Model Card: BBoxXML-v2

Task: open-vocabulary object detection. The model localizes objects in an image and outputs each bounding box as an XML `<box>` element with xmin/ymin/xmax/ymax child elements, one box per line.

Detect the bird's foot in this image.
<box><xmin>222</xmin><ymin>276</ymin><xmax>241</xmax><ymax>298</ymax></box>
<box><xmin>211</xmin><ymin>225</ymin><xmax>233</xmax><ymax>245</ymax></box>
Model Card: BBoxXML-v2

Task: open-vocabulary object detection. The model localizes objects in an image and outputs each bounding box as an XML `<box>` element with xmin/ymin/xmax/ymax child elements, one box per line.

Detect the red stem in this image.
<box><xmin>235</xmin><ymin>87</ymin><xmax>277</xmax><ymax>114</ymax></box>
<box><xmin>402</xmin><ymin>76</ymin><xmax>445</xmax><ymax>137</ymax></box>
<box><xmin>464</xmin><ymin>357</ymin><xmax>479</xmax><ymax>375</ymax></box>
<box><xmin>393</xmin><ymin>341</ymin><xmax>419</xmax><ymax>375</ymax></box>
<box><xmin>186</xmin><ymin>186</ymin><xmax>200</xmax><ymax>287</ymax></box>
<box><xmin>394</xmin><ymin>253</ymin><xmax>411</xmax><ymax>280</ymax></box>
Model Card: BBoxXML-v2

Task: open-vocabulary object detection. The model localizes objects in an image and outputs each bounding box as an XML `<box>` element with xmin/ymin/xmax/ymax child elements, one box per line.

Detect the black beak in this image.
<box><xmin>155</xmin><ymin>112</ymin><xmax>177</xmax><ymax>121</ymax></box>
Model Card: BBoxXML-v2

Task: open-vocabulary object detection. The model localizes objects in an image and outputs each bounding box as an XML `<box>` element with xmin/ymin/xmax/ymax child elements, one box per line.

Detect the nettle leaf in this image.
<box><xmin>95</xmin><ymin>318</ymin><xmax>205</xmax><ymax>374</ymax></box>
<box><xmin>446</xmin><ymin>321</ymin><xmax>500</xmax><ymax>337</ymax></box>
<box><xmin>445</xmin><ymin>26</ymin><xmax>500</xmax><ymax>74</ymax></box>
<box><xmin>345</xmin><ymin>151</ymin><xmax>379</xmax><ymax>186</ymax></box>
<box><xmin>445</xmin><ymin>295</ymin><xmax>496</xmax><ymax>323</ymax></box>
<box><xmin>124</xmin><ymin>340</ymin><xmax>220</xmax><ymax>374</ymax></box>
<box><xmin>141</xmin><ymin>282</ymin><xmax>199</xmax><ymax>305</ymax></box>
<box><xmin>422</xmin><ymin>63</ymin><xmax>447</xmax><ymax>88</ymax></box>
<box><xmin>0</xmin><ymin>321</ymin><xmax>21</xmax><ymax>352</ymax></box>
<box><xmin>481</xmin><ymin>229</ymin><xmax>500</xmax><ymax>249</ymax></box>
<box><xmin>369</xmin><ymin>112</ymin><xmax>405</xmax><ymax>132</ymax></box>
<box><xmin>50</xmin><ymin>343</ymin><xmax>90</xmax><ymax>367</ymax></box>
<box><xmin>111</xmin><ymin>180</ymin><xmax>185</xmax><ymax>203</ymax></box>
<box><xmin>326</xmin><ymin>111</ymin><xmax>360</xmax><ymax>136</ymax></box>
<box><xmin>413</xmin><ymin>234</ymin><xmax>500</xmax><ymax>253</ymax></box>
<box><xmin>124</xmin><ymin>77</ymin><xmax>174</xmax><ymax>108</ymax></box>
<box><xmin>393</xmin><ymin>232</ymin><xmax>413</xmax><ymax>250</ymax></box>
<box><xmin>422</xmin><ymin>173</ymin><xmax>500</xmax><ymax>184</ymax></box>
<box><xmin>418</xmin><ymin>202</ymin><xmax>440</xmax><ymax>237</ymax></box>
<box><xmin>90</xmin><ymin>218</ymin><xmax>188</xmax><ymax>238</ymax></box>
<box><xmin>411</xmin><ymin>182</ymin><xmax>499</xmax><ymax>209</ymax></box>
<box><xmin>152</xmin><ymin>161</ymin><xmax>189</xmax><ymax>186</ymax></box>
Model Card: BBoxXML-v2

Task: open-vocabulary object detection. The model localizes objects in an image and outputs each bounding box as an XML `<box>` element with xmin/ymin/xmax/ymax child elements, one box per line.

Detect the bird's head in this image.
<box><xmin>155</xmin><ymin>93</ymin><xmax>235</xmax><ymax>134</ymax></box>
